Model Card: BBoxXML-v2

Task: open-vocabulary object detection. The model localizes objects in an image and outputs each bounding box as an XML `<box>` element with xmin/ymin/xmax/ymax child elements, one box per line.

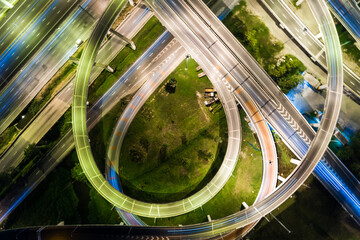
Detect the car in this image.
<box><xmin>75</xmin><ymin>39</ymin><xmax>83</xmax><ymax>48</ymax></box>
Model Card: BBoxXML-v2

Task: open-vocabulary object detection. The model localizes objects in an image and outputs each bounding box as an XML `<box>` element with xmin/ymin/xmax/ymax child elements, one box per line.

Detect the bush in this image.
<box><xmin>158</xmin><ymin>144</ymin><xmax>168</xmax><ymax>162</ymax></box>
<box><xmin>139</xmin><ymin>137</ymin><xmax>150</xmax><ymax>152</ymax></box>
<box><xmin>129</xmin><ymin>145</ymin><xmax>147</xmax><ymax>163</ymax></box>
<box><xmin>165</xmin><ymin>78</ymin><xmax>177</xmax><ymax>93</ymax></box>
<box><xmin>337</xmin><ymin>130</ymin><xmax>360</xmax><ymax>179</ymax></box>
<box><xmin>267</xmin><ymin>55</ymin><xmax>306</xmax><ymax>93</ymax></box>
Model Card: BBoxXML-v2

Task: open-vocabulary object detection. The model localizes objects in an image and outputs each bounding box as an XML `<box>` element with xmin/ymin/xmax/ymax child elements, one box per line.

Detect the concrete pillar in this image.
<box><xmin>315</xmin><ymin>48</ymin><xmax>325</xmax><ymax>59</ymax></box>
<box><xmin>334</xmin><ymin>129</ymin><xmax>348</xmax><ymax>146</ymax></box>
<box><xmin>318</xmin><ymin>84</ymin><xmax>327</xmax><ymax>90</ymax></box>
<box><xmin>278</xmin><ymin>175</ymin><xmax>286</xmax><ymax>182</ymax></box>
<box><xmin>70</xmin><ymin>57</ymin><xmax>114</xmax><ymax>72</ymax></box>
<box><xmin>207</xmin><ymin>215</ymin><xmax>212</xmax><ymax>222</ymax></box>
<box><xmin>128</xmin><ymin>0</ymin><xmax>134</xmax><ymax>6</ymax></box>
<box><xmin>296</xmin><ymin>0</ymin><xmax>305</xmax><ymax>6</ymax></box>
<box><xmin>315</xmin><ymin>32</ymin><xmax>322</xmax><ymax>40</ymax></box>
<box><xmin>290</xmin><ymin>158</ymin><xmax>301</xmax><ymax>165</ymax></box>
<box><xmin>95</xmin><ymin>62</ymin><xmax>114</xmax><ymax>73</ymax></box>
<box><xmin>311</xmin><ymin>123</ymin><xmax>320</xmax><ymax>128</ymax></box>
<box><xmin>242</xmin><ymin>202</ymin><xmax>249</xmax><ymax>209</ymax></box>
<box><xmin>109</xmin><ymin>29</ymin><xmax>136</xmax><ymax>50</ymax></box>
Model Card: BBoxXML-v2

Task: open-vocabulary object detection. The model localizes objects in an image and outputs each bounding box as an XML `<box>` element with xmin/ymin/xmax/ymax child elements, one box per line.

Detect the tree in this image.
<box><xmin>158</xmin><ymin>144</ymin><xmax>168</xmax><ymax>162</ymax></box>
<box><xmin>214</xmin><ymin>136</ymin><xmax>223</xmax><ymax>144</ymax></box>
<box><xmin>181</xmin><ymin>134</ymin><xmax>187</xmax><ymax>145</ymax></box>
<box><xmin>0</xmin><ymin>172</ymin><xmax>11</xmax><ymax>191</ymax></box>
<box><xmin>268</xmin><ymin>54</ymin><xmax>306</xmax><ymax>94</ymax></box>
<box><xmin>337</xmin><ymin>130</ymin><xmax>360</xmax><ymax>179</ymax></box>
<box><xmin>139</xmin><ymin>137</ymin><xmax>150</xmax><ymax>152</ymax></box>
<box><xmin>198</xmin><ymin>150</ymin><xmax>213</xmax><ymax>162</ymax></box>
<box><xmin>165</xmin><ymin>78</ymin><xmax>177</xmax><ymax>93</ymax></box>
<box><xmin>71</xmin><ymin>163</ymin><xmax>88</xmax><ymax>184</ymax></box>
<box><xmin>23</xmin><ymin>143</ymin><xmax>42</xmax><ymax>162</ymax></box>
<box><xmin>129</xmin><ymin>145</ymin><xmax>146</xmax><ymax>163</ymax></box>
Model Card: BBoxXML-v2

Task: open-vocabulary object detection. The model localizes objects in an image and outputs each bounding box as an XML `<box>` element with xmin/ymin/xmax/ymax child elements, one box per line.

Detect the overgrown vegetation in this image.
<box><xmin>267</xmin><ymin>54</ymin><xmax>306</xmax><ymax>93</ymax></box>
<box><xmin>223</xmin><ymin>1</ymin><xmax>284</xmax><ymax>67</ymax></box>
<box><xmin>0</xmin><ymin>143</ymin><xmax>51</xmax><ymax>199</ymax></box>
<box><xmin>337</xmin><ymin>130</ymin><xmax>360</xmax><ymax>179</ymax></box>
<box><xmin>335</xmin><ymin>18</ymin><xmax>360</xmax><ymax>67</ymax></box>
<box><xmin>4</xmin><ymin>167</ymin><xmax>80</xmax><ymax>228</ymax></box>
<box><xmin>223</xmin><ymin>1</ymin><xmax>305</xmax><ymax>93</ymax></box>
<box><xmin>0</xmin><ymin>126</ymin><xmax>18</xmax><ymax>155</ymax></box>
<box><xmin>2</xmin><ymin>14</ymin><xmax>165</xmax><ymax>227</ymax></box>
<box><xmin>17</xmin><ymin>48</ymin><xmax>83</xmax><ymax>130</ymax></box>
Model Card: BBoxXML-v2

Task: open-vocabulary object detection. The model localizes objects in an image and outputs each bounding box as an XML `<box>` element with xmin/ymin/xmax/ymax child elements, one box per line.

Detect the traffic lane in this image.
<box><xmin>0</xmin><ymin>0</ymin><xmax>126</xmax><ymax>136</ymax></box>
<box><xmin>234</xmin><ymin>87</ymin><xmax>278</xmax><ymax>200</ymax></box>
<box><xmin>0</xmin><ymin>0</ymin><xmax>48</xmax><ymax>42</ymax></box>
<box><xmin>148</xmin><ymin>0</ymin><xmax>340</xmax><ymax>234</ymax></box>
<box><xmin>0</xmin><ymin>0</ymin><xmax>81</xmax><ymax>84</ymax></box>
<box><xmin>263</xmin><ymin>0</ymin><xmax>323</xmax><ymax>53</ymax></box>
<box><xmin>344</xmin><ymin>66</ymin><xmax>360</xmax><ymax>96</ymax></box>
<box><xmin>149</xmin><ymin>0</ymin><xmax>266</xmax><ymax>227</ymax></box>
<box><xmin>192</xmin><ymin>2</ymin><xmax>320</xmax><ymax>150</ymax></box>
<box><xmin>328</xmin><ymin>0</ymin><xmax>360</xmax><ymax>42</ymax></box>
<box><xmin>95</xmin><ymin>0</ymin><xmax>243</xmax><ymax>217</ymax></box>
<box><xmin>106</xmin><ymin>38</ymin><xmax>188</xmax><ymax>223</ymax></box>
<box><xmin>0</xmin><ymin>95</ymin><xmax>71</xmax><ymax>172</ymax></box>
<box><xmin>2</xmin><ymin>0</ymin><xmax>95</xmax><ymax>85</ymax></box>
<box><xmin>0</xmin><ymin>4</ymin><xmax>152</xmax><ymax>171</ymax></box>
<box><xmin>263</xmin><ymin>0</ymin><xmax>360</xmax><ymax>99</ymax></box>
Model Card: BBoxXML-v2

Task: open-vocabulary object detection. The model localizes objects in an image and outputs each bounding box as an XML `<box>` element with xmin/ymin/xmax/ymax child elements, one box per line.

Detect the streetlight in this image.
<box><xmin>185</xmin><ymin>55</ymin><xmax>190</xmax><ymax>70</ymax></box>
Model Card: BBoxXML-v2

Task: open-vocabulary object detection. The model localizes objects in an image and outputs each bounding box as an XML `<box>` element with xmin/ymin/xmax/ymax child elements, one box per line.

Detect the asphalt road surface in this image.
<box><xmin>0</xmin><ymin>0</ymin><xmax>80</xmax><ymax>87</ymax></box>
<box><xmin>0</xmin><ymin>0</ymin><xmax>109</xmax><ymax>135</ymax></box>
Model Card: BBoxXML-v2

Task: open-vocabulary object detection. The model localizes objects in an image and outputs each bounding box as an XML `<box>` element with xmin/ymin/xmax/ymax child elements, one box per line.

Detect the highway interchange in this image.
<box><xmin>73</xmin><ymin>0</ymin><xmax>342</xmax><ymax>236</ymax></box>
<box><xmin>0</xmin><ymin>0</ymin><xmax>109</xmax><ymax>136</ymax></box>
<box><xmin>262</xmin><ymin>0</ymin><xmax>360</xmax><ymax>102</ymax></box>
<box><xmin>0</xmin><ymin>0</ymin><xmax>358</xmax><ymax>239</ymax></box>
<box><xmin>0</xmin><ymin>0</ymin><xmax>80</xmax><ymax>87</ymax></box>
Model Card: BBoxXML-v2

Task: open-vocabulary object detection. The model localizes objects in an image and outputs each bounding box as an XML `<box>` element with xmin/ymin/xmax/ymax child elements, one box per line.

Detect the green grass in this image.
<box><xmin>140</xmin><ymin>110</ymin><xmax>263</xmax><ymax>226</ymax></box>
<box><xmin>0</xmin><ymin>126</ymin><xmax>19</xmax><ymax>155</ymax></box>
<box><xmin>88</xmin><ymin>187</ymin><xmax>121</xmax><ymax>224</ymax></box>
<box><xmin>223</xmin><ymin>0</ymin><xmax>283</xmax><ymax>68</ymax></box>
<box><xmin>117</xmin><ymin>59</ymin><xmax>227</xmax><ymax>203</ymax></box>
<box><xmin>2</xmin><ymin>15</ymin><xmax>164</xmax><ymax>227</ymax></box>
<box><xmin>335</xmin><ymin>17</ymin><xmax>360</xmax><ymax>66</ymax></box>
<box><xmin>88</xmin><ymin>16</ymin><xmax>166</xmax><ymax>103</ymax></box>
<box><xmin>89</xmin><ymin>97</ymin><xmax>130</xmax><ymax>173</ymax></box>
<box><xmin>273</xmin><ymin>132</ymin><xmax>297</xmax><ymax>178</ymax></box>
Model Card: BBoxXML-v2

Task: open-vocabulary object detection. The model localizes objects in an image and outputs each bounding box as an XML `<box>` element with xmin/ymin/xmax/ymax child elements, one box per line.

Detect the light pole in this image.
<box><xmin>185</xmin><ymin>55</ymin><xmax>190</xmax><ymax>70</ymax></box>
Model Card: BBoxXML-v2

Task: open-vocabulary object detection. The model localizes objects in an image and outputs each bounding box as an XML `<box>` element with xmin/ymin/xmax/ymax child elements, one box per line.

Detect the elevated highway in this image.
<box><xmin>66</xmin><ymin>0</ymin><xmax>343</xmax><ymax>238</ymax></box>
<box><xmin>0</xmin><ymin>0</ymin><xmax>80</xmax><ymax>88</ymax></box>
<box><xmin>0</xmin><ymin>2</ymin><xmax>152</xmax><ymax>172</ymax></box>
<box><xmin>0</xmin><ymin>0</ymin><xmax>110</xmax><ymax>136</ymax></box>
<box><xmin>328</xmin><ymin>0</ymin><xmax>360</xmax><ymax>45</ymax></box>
<box><xmin>0</xmin><ymin>0</ymin><xmax>348</xmax><ymax>238</ymax></box>
<box><xmin>262</xmin><ymin>0</ymin><xmax>360</xmax><ymax>102</ymax></box>
<box><xmin>105</xmin><ymin>36</ymin><xmax>277</xmax><ymax>234</ymax></box>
